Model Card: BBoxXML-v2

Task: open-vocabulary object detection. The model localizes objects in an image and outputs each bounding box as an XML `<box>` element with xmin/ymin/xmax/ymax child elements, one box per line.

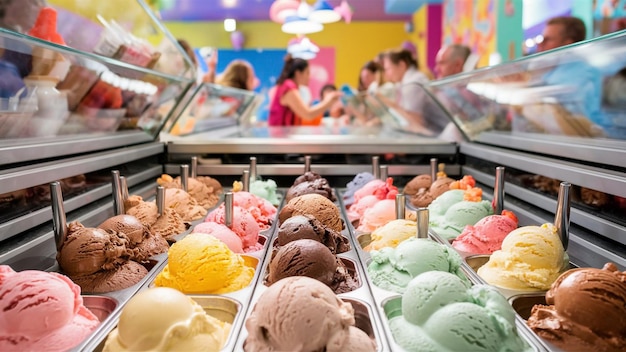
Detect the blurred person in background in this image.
<box><xmin>215</xmin><ymin>60</ymin><xmax>259</xmax><ymax>91</ymax></box>
<box><xmin>376</xmin><ymin>48</ymin><xmax>447</xmax><ymax>135</ymax></box>
<box><xmin>177</xmin><ymin>39</ymin><xmax>216</xmax><ymax>84</ymax></box>
<box><xmin>313</xmin><ymin>84</ymin><xmax>345</xmax><ymax>118</ymax></box>
<box><xmin>537</xmin><ymin>16</ymin><xmax>586</xmax><ymax>52</ymax></box>
<box><xmin>536</xmin><ymin>16</ymin><xmax>607</xmax><ymax>131</ymax></box>
<box><xmin>268</xmin><ymin>55</ymin><xmax>341</xmax><ymax>126</ymax></box>
<box><xmin>358</xmin><ymin>60</ymin><xmax>383</xmax><ymax>92</ymax></box>
<box><xmin>434</xmin><ymin>44</ymin><xmax>472</xmax><ymax>79</ymax></box>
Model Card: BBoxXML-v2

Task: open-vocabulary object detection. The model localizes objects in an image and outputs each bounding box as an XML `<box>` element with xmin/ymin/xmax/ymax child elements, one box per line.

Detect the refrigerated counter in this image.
<box><xmin>1</xmin><ymin>6</ymin><xmax>626</xmax><ymax>350</ymax></box>
<box><xmin>160</xmin><ymin>30</ymin><xmax>626</xmax><ymax>271</ymax></box>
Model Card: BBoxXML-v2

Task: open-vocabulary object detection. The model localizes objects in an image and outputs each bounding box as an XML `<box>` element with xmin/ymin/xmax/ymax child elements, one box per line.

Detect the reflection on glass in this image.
<box><xmin>429</xmin><ymin>30</ymin><xmax>626</xmax><ymax>141</ymax></box>
<box><xmin>47</xmin><ymin>0</ymin><xmax>193</xmax><ymax>78</ymax></box>
<box><xmin>168</xmin><ymin>83</ymin><xmax>260</xmax><ymax>136</ymax></box>
<box><xmin>0</xmin><ymin>27</ymin><xmax>192</xmax><ymax>141</ymax></box>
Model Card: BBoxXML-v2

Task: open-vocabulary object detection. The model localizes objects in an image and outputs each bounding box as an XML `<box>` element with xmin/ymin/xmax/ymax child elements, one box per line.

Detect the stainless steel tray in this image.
<box><xmin>79</xmin><ymin>193</ymin><xmax>280</xmax><ymax>352</ymax></box>
<box><xmin>69</xmin><ymin>251</ymin><xmax>169</xmax><ymax>352</ymax></box>
<box><xmin>344</xmin><ymin>189</ymin><xmax>548</xmax><ymax>352</ymax></box>
<box><xmin>430</xmin><ymin>230</ymin><xmax>576</xmax><ymax>352</ymax></box>
<box><xmin>233</xmin><ymin>191</ymin><xmax>390</xmax><ymax>351</ymax></box>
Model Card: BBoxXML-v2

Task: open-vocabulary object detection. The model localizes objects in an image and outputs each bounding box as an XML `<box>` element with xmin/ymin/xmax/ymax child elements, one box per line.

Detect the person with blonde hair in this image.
<box><xmin>216</xmin><ymin>60</ymin><xmax>258</xmax><ymax>91</ymax></box>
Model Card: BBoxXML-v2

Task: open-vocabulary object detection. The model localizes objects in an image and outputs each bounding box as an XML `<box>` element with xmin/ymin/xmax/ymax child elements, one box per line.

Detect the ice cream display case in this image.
<box><xmin>426</xmin><ymin>29</ymin><xmax>626</xmax><ymax>270</ymax></box>
<box><xmin>0</xmin><ymin>1</ymin><xmax>198</xmax><ymax>350</ymax></box>
<box><xmin>1</xmin><ymin>1</ymin><xmax>626</xmax><ymax>350</ymax></box>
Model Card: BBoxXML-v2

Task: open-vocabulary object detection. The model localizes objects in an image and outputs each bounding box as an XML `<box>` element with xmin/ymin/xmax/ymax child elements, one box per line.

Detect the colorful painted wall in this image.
<box><xmin>442</xmin><ymin>0</ymin><xmax>522</xmax><ymax>67</ymax></box>
<box><xmin>412</xmin><ymin>4</ymin><xmax>443</xmax><ymax>75</ymax></box>
<box><xmin>165</xmin><ymin>21</ymin><xmax>412</xmax><ymax>88</ymax></box>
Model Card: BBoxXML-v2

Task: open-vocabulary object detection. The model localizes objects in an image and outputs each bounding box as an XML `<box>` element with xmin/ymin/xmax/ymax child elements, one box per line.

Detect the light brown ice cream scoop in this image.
<box><xmin>244</xmin><ymin>276</ymin><xmax>375</xmax><ymax>352</ymax></box>
<box><xmin>528</xmin><ymin>263</ymin><xmax>626</xmax><ymax>352</ymax></box>
<box><xmin>98</xmin><ymin>214</ymin><xmax>169</xmax><ymax>263</ymax></box>
<box><xmin>99</xmin><ymin>214</ymin><xmax>151</xmax><ymax>245</ymax></box>
<box><xmin>57</xmin><ymin>221</ymin><xmax>131</xmax><ymax>276</ymax></box>
<box><xmin>403</xmin><ymin>174</ymin><xmax>431</xmax><ymax>196</ymax></box>
<box><xmin>279</xmin><ymin>193</ymin><xmax>343</xmax><ymax>233</ymax></box>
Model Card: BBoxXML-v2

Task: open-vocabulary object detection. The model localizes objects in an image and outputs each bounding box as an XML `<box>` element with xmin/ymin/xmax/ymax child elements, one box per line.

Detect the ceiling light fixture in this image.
<box><xmin>309</xmin><ymin>0</ymin><xmax>341</xmax><ymax>23</ymax></box>
<box><xmin>281</xmin><ymin>14</ymin><xmax>323</xmax><ymax>34</ymax></box>
<box><xmin>269</xmin><ymin>0</ymin><xmax>300</xmax><ymax>24</ymax></box>
<box><xmin>224</xmin><ymin>18</ymin><xmax>237</xmax><ymax>32</ymax></box>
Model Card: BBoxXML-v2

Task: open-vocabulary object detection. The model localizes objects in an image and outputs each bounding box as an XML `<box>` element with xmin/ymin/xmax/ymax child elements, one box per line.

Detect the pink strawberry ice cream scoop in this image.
<box><xmin>452</xmin><ymin>210</ymin><xmax>518</xmax><ymax>254</ymax></box>
<box><xmin>205</xmin><ymin>205</ymin><xmax>262</xmax><ymax>252</ymax></box>
<box><xmin>353</xmin><ymin>177</ymin><xmax>398</xmax><ymax>203</ymax></box>
<box><xmin>232</xmin><ymin>191</ymin><xmax>277</xmax><ymax>230</ymax></box>
<box><xmin>348</xmin><ymin>177</ymin><xmax>398</xmax><ymax>225</ymax></box>
<box><xmin>0</xmin><ymin>265</ymin><xmax>99</xmax><ymax>352</ymax></box>
<box><xmin>192</xmin><ymin>222</ymin><xmax>244</xmax><ymax>253</ymax></box>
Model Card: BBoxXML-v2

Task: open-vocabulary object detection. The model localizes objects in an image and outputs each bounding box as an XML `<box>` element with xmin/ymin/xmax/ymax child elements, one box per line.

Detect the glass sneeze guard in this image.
<box><xmin>0</xmin><ymin>0</ymin><xmax>194</xmax><ymax>164</ymax></box>
<box><xmin>427</xmin><ymin>29</ymin><xmax>626</xmax><ymax>143</ymax></box>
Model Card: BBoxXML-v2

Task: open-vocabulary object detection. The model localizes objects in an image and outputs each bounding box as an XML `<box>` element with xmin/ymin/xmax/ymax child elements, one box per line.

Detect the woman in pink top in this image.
<box><xmin>268</xmin><ymin>55</ymin><xmax>341</xmax><ymax>126</ymax></box>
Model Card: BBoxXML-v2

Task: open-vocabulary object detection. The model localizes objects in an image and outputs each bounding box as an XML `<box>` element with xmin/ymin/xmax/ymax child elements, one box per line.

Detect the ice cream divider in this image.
<box><xmin>233</xmin><ymin>186</ymin><xmax>389</xmax><ymax>351</ymax></box>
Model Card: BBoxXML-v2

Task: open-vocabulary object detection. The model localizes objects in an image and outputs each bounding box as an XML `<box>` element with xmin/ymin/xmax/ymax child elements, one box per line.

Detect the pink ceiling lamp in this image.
<box><xmin>269</xmin><ymin>0</ymin><xmax>300</xmax><ymax>24</ymax></box>
<box><xmin>334</xmin><ymin>0</ymin><xmax>353</xmax><ymax>24</ymax></box>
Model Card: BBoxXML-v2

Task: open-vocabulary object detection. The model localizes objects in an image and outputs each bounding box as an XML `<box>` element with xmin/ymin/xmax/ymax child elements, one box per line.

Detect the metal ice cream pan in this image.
<box><xmin>350</xmin><ymin>220</ymin><xmax>548</xmax><ymax>352</ymax></box>
<box><xmin>463</xmin><ymin>254</ymin><xmax>577</xmax><ymax>299</ymax></box>
<box><xmin>509</xmin><ymin>293</ymin><xmax>568</xmax><ymax>352</ymax></box>
<box><xmin>80</xmin><ymin>241</ymin><xmax>268</xmax><ymax>352</ymax></box>
<box><xmin>358</xmin><ymin>256</ymin><xmax>548</xmax><ymax>352</ymax></box>
<box><xmin>88</xmin><ymin>295</ymin><xmax>242</xmax><ymax>352</ymax></box>
<box><xmin>232</xmin><ymin>200</ymin><xmax>391</xmax><ymax>351</ymax></box>
<box><xmin>234</xmin><ymin>278</ymin><xmax>386</xmax><ymax>352</ymax></box>
<box><xmin>69</xmin><ymin>251</ymin><xmax>169</xmax><ymax>352</ymax></box>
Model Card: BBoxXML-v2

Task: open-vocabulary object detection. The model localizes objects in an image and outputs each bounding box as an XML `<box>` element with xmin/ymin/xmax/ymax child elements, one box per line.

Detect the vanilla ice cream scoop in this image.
<box><xmin>103</xmin><ymin>287</ymin><xmax>230</xmax><ymax>351</ymax></box>
<box><xmin>477</xmin><ymin>223</ymin><xmax>567</xmax><ymax>291</ymax></box>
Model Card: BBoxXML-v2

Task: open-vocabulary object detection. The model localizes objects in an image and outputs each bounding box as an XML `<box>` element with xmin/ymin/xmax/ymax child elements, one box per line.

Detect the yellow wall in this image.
<box><xmin>165</xmin><ymin>21</ymin><xmax>411</xmax><ymax>87</ymax></box>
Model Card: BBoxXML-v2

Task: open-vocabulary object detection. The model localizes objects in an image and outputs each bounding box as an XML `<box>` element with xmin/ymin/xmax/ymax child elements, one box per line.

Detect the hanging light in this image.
<box><xmin>309</xmin><ymin>0</ymin><xmax>341</xmax><ymax>23</ymax></box>
<box><xmin>281</xmin><ymin>14</ymin><xmax>323</xmax><ymax>34</ymax></box>
<box><xmin>287</xmin><ymin>36</ymin><xmax>320</xmax><ymax>60</ymax></box>
<box><xmin>269</xmin><ymin>0</ymin><xmax>300</xmax><ymax>24</ymax></box>
<box><xmin>334</xmin><ymin>0</ymin><xmax>353</xmax><ymax>24</ymax></box>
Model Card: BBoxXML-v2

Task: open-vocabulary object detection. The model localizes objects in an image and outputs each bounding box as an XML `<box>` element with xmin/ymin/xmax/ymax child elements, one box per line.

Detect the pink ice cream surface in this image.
<box><xmin>0</xmin><ymin>266</ymin><xmax>99</xmax><ymax>352</ymax></box>
<box><xmin>452</xmin><ymin>213</ymin><xmax>518</xmax><ymax>254</ymax></box>
<box><xmin>352</xmin><ymin>177</ymin><xmax>398</xmax><ymax>204</ymax></box>
<box><xmin>356</xmin><ymin>199</ymin><xmax>397</xmax><ymax>233</ymax></box>
<box><xmin>347</xmin><ymin>195</ymin><xmax>380</xmax><ymax>223</ymax></box>
<box><xmin>232</xmin><ymin>191</ymin><xmax>277</xmax><ymax>230</ymax></box>
<box><xmin>192</xmin><ymin>222</ymin><xmax>244</xmax><ymax>253</ymax></box>
<box><xmin>205</xmin><ymin>205</ymin><xmax>260</xmax><ymax>250</ymax></box>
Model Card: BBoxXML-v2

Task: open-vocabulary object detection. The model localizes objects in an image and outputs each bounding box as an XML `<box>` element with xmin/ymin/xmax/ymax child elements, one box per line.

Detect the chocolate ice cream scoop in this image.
<box><xmin>286</xmin><ymin>171</ymin><xmax>336</xmax><ymax>202</ymax></box>
<box><xmin>244</xmin><ymin>276</ymin><xmax>375</xmax><ymax>352</ymax></box>
<box><xmin>267</xmin><ymin>239</ymin><xmax>358</xmax><ymax>294</ymax></box>
<box><xmin>277</xmin><ymin>215</ymin><xmax>350</xmax><ymax>254</ymax></box>
<box><xmin>528</xmin><ymin>263</ymin><xmax>626</xmax><ymax>352</ymax></box>
<box><xmin>429</xmin><ymin>177</ymin><xmax>454</xmax><ymax>199</ymax></box>
<box><xmin>98</xmin><ymin>214</ymin><xmax>169</xmax><ymax>263</ymax></box>
<box><xmin>57</xmin><ymin>222</ymin><xmax>131</xmax><ymax>276</ymax></box>
<box><xmin>70</xmin><ymin>261</ymin><xmax>148</xmax><ymax>294</ymax></box>
<box><xmin>286</xmin><ymin>178</ymin><xmax>336</xmax><ymax>203</ymax></box>
<box><xmin>293</xmin><ymin>171</ymin><xmax>323</xmax><ymax>184</ymax></box>
<box><xmin>99</xmin><ymin>214</ymin><xmax>150</xmax><ymax>245</ymax></box>
<box><xmin>279</xmin><ymin>193</ymin><xmax>343</xmax><ymax>233</ymax></box>
<box><xmin>403</xmin><ymin>174</ymin><xmax>431</xmax><ymax>196</ymax></box>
